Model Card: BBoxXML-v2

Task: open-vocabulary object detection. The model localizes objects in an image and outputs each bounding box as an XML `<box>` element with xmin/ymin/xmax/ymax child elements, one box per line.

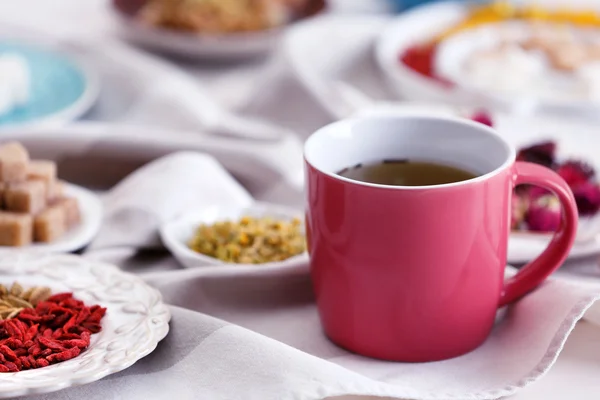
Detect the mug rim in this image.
<box><xmin>304</xmin><ymin>114</ymin><xmax>516</xmax><ymax>190</ymax></box>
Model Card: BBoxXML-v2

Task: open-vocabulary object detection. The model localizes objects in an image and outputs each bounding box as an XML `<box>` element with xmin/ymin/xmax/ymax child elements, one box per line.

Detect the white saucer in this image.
<box><xmin>0</xmin><ymin>183</ymin><xmax>103</xmax><ymax>253</ymax></box>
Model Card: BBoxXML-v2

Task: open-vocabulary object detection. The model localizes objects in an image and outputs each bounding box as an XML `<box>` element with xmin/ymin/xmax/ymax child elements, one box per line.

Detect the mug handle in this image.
<box><xmin>499</xmin><ymin>161</ymin><xmax>579</xmax><ymax>307</ymax></box>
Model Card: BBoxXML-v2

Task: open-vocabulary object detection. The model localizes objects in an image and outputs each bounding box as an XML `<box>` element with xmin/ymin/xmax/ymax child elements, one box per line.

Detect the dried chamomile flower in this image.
<box><xmin>189</xmin><ymin>216</ymin><xmax>306</xmax><ymax>264</ymax></box>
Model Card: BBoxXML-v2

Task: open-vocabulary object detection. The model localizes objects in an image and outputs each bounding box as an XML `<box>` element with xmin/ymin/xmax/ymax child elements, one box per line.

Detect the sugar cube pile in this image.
<box><xmin>0</xmin><ymin>142</ymin><xmax>80</xmax><ymax>246</ymax></box>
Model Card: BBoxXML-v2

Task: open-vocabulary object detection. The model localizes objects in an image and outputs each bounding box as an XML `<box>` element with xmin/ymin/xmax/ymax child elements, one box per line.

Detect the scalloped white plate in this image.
<box><xmin>0</xmin><ymin>252</ymin><xmax>170</xmax><ymax>398</ymax></box>
<box><xmin>0</xmin><ymin>183</ymin><xmax>103</xmax><ymax>254</ymax></box>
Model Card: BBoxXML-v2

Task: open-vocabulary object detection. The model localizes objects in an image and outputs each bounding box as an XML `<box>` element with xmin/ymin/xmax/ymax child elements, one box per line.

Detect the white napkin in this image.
<box><xmin>61</xmin><ymin>152</ymin><xmax>600</xmax><ymax>400</ymax></box>
<box><xmin>88</xmin><ymin>152</ymin><xmax>253</xmax><ymax>250</ymax></box>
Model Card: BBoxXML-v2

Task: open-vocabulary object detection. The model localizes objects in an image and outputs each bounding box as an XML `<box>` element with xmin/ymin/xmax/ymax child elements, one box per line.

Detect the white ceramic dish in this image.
<box><xmin>160</xmin><ymin>202</ymin><xmax>308</xmax><ymax>273</ymax></box>
<box><xmin>110</xmin><ymin>0</ymin><xmax>327</xmax><ymax>60</ymax></box>
<box><xmin>0</xmin><ymin>252</ymin><xmax>170</xmax><ymax>398</ymax></box>
<box><xmin>375</xmin><ymin>2</ymin><xmax>468</xmax><ymax>104</ymax></box>
<box><xmin>375</xmin><ymin>1</ymin><xmax>600</xmax><ymax>120</ymax></box>
<box><xmin>0</xmin><ymin>183</ymin><xmax>102</xmax><ymax>253</ymax></box>
<box><xmin>435</xmin><ymin>21</ymin><xmax>600</xmax><ymax>117</ymax></box>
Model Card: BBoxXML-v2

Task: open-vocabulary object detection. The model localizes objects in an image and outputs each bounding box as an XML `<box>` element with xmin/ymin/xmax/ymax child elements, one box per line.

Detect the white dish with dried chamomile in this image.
<box><xmin>160</xmin><ymin>202</ymin><xmax>308</xmax><ymax>273</ymax></box>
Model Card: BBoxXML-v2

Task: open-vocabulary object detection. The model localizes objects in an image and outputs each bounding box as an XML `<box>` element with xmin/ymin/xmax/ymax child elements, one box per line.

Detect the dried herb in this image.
<box><xmin>0</xmin><ymin>283</ymin><xmax>51</xmax><ymax>321</ymax></box>
<box><xmin>0</xmin><ymin>292</ymin><xmax>106</xmax><ymax>372</ymax></box>
<box><xmin>189</xmin><ymin>216</ymin><xmax>306</xmax><ymax>264</ymax></box>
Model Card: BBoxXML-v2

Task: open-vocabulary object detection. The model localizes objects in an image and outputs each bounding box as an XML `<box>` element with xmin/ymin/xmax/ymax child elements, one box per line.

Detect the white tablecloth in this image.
<box><xmin>2</xmin><ymin>1</ymin><xmax>600</xmax><ymax>399</ymax></box>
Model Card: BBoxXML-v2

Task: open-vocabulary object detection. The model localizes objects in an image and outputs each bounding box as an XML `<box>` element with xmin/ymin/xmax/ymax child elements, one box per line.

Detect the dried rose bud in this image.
<box><xmin>471</xmin><ymin>110</ymin><xmax>493</xmax><ymax>127</ymax></box>
<box><xmin>516</xmin><ymin>141</ymin><xmax>557</xmax><ymax>168</ymax></box>
<box><xmin>511</xmin><ymin>191</ymin><xmax>529</xmax><ymax>229</ymax></box>
<box><xmin>557</xmin><ymin>161</ymin><xmax>596</xmax><ymax>187</ymax></box>
<box><xmin>528</xmin><ymin>185</ymin><xmax>552</xmax><ymax>200</ymax></box>
<box><xmin>526</xmin><ymin>195</ymin><xmax>561</xmax><ymax>232</ymax></box>
<box><xmin>572</xmin><ymin>181</ymin><xmax>600</xmax><ymax>216</ymax></box>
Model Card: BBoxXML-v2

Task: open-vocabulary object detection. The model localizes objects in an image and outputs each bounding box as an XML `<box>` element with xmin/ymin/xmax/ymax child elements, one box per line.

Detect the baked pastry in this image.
<box><xmin>138</xmin><ymin>0</ymin><xmax>295</xmax><ymax>33</ymax></box>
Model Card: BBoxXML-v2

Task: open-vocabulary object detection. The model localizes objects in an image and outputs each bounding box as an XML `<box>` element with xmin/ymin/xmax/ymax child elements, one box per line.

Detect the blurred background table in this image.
<box><xmin>2</xmin><ymin>1</ymin><xmax>600</xmax><ymax>399</ymax></box>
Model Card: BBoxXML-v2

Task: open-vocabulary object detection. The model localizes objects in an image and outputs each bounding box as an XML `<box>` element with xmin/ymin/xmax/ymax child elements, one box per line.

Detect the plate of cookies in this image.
<box><xmin>0</xmin><ymin>141</ymin><xmax>102</xmax><ymax>253</ymax></box>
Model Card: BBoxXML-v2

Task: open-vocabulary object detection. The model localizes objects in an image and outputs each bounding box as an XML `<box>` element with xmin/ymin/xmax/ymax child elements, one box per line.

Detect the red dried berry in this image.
<box><xmin>81</xmin><ymin>322</ymin><xmax>102</xmax><ymax>334</ymax></box>
<box><xmin>40</xmin><ymin>349</ymin><xmax>53</xmax><ymax>357</ymax></box>
<box><xmin>58</xmin><ymin>333</ymin><xmax>80</xmax><ymax>340</ymax></box>
<box><xmin>35</xmin><ymin>302</ymin><xmax>51</xmax><ymax>314</ymax></box>
<box><xmin>61</xmin><ymin>339</ymin><xmax>87</xmax><ymax>349</ymax></box>
<box><xmin>4</xmin><ymin>362</ymin><xmax>17</xmax><ymax>372</ymax></box>
<box><xmin>36</xmin><ymin>358</ymin><xmax>49</xmax><ymax>368</ymax></box>
<box><xmin>4</xmin><ymin>338</ymin><xmax>23</xmax><ymax>349</ymax></box>
<box><xmin>87</xmin><ymin>307</ymin><xmax>106</xmax><ymax>323</ymax></box>
<box><xmin>47</xmin><ymin>346</ymin><xmax>80</xmax><ymax>363</ymax></box>
<box><xmin>0</xmin><ymin>291</ymin><xmax>105</xmax><ymax>372</ymax></box>
<box><xmin>4</xmin><ymin>321</ymin><xmax>19</xmax><ymax>340</ymax></box>
<box><xmin>75</xmin><ymin>308</ymin><xmax>90</xmax><ymax>325</ymax></box>
<box><xmin>38</xmin><ymin>337</ymin><xmax>67</xmax><ymax>352</ymax></box>
<box><xmin>0</xmin><ymin>345</ymin><xmax>18</xmax><ymax>361</ymax></box>
<box><xmin>20</xmin><ymin>356</ymin><xmax>31</xmax><ymax>369</ymax></box>
<box><xmin>24</xmin><ymin>325</ymin><xmax>38</xmax><ymax>343</ymax></box>
<box><xmin>27</xmin><ymin>355</ymin><xmax>36</xmax><ymax>367</ymax></box>
<box><xmin>29</xmin><ymin>345</ymin><xmax>41</xmax><ymax>357</ymax></box>
<box><xmin>47</xmin><ymin>293</ymin><xmax>73</xmax><ymax>303</ymax></box>
<box><xmin>14</xmin><ymin>348</ymin><xmax>27</xmax><ymax>357</ymax></box>
<box><xmin>50</xmin><ymin>313</ymin><xmax>71</xmax><ymax>328</ymax></box>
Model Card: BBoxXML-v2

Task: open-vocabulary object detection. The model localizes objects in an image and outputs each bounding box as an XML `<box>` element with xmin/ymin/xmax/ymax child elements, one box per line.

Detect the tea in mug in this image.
<box><xmin>337</xmin><ymin>160</ymin><xmax>478</xmax><ymax>186</ymax></box>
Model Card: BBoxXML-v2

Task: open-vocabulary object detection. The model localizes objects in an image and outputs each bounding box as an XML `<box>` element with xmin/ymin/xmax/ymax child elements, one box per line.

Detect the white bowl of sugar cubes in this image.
<box><xmin>0</xmin><ymin>141</ymin><xmax>102</xmax><ymax>252</ymax></box>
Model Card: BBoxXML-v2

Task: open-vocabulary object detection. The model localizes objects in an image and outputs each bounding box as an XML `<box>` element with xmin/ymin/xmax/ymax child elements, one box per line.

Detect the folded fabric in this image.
<box><xmin>88</xmin><ymin>152</ymin><xmax>254</xmax><ymax>250</ymax></box>
<box><xmin>69</xmin><ymin>152</ymin><xmax>600</xmax><ymax>400</ymax></box>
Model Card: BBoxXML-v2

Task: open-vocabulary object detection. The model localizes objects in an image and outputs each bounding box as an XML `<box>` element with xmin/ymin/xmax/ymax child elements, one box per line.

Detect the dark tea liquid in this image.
<box><xmin>337</xmin><ymin>160</ymin><xmax>478</xmax><ymax>186</ymax></box>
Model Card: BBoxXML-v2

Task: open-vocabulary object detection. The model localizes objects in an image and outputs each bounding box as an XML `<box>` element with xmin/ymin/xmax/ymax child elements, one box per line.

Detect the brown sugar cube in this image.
<box><xmin>47</xmin><ymin>180</ymin><xmax>65</xmax><ymax>201</ymax></box>
<box><xmin>27</xmin><ymin>160</ymin><xmax>57</xmax><ymax>185</ymax></box>
<box><xmin>4</xmin><ymin>180</ymin><xmax>46</xmax><ymax>214</ymax></box>
<box><xmin>34</xmin><ymin>204</ymin><xmax>67</xmax><ymax>243</ymax></box>
<box><xmin>55</xmin><ymin>197</ymin><xmax>80</xmax><ymax>228</ymax></box>
<box><xmin>0</xmin><ymin>142</ymin><xmax>29</xmax><ymax>183</ymax></box>
<box><xmin>0</xmin><ymin>212</ymin><xmax>32</xmax><ymax>246</ymax></box>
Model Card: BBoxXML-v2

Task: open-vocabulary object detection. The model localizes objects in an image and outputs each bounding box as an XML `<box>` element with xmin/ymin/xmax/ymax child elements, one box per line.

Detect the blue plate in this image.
<box><xmin>0</xmin><ymin>42</ymin><xmax>98</xmax><ymax>126</ymax></box>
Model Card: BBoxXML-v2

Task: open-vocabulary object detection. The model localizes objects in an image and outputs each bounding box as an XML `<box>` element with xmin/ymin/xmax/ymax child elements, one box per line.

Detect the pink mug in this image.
<box><xmin>304</xmin><ymin>115</ymin><xmax>578</xmax><ymax>362</ymax></box>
